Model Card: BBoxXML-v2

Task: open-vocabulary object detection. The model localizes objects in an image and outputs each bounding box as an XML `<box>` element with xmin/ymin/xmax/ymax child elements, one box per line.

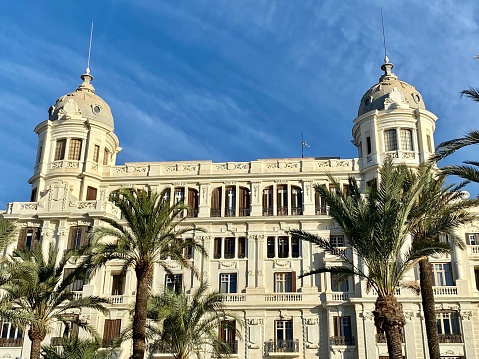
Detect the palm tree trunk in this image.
<box><xmin>419</xmin><ymin>257</ymin><xmax>440</xmax><ymax>359</ymax></box>
<box><xmin>28</xmin><ymin>327</ymin><xmax>46</xmax><ymax>359</ymax></box>
<box><xmin>374</xmin><ymin>295</ymin><xmax>405</xmax><ymax>359</ymax></box>
<box><xmin>131</xmin><ymin>264</ymin><xmax>152</xmax><ymax>359</ymax></box>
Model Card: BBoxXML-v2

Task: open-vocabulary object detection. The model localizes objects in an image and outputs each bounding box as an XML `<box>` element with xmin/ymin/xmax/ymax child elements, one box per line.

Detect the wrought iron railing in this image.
<box><xmin>438</xmin><ymin>333</ymin><xmax>462</xmax><ymax>343</ymax></box>
<box><xmin>0</xmin><ymin>337</ymin><xmax>23</xmax><ymax>347</ymax></box>
<box><xmin>315</xmin><ymin>205</ymin><xmax>328</xmax><ymax>215</ymax></box>
<box><xmin>263</xmin><ymin>206</ymin><xmax>273</xmax><ymax>216</ymax></box>
<box><xmin>330</xmin><ymin>336</ymin><xmax>354</xmax><ymax>345</ymax></box>
<box><xmin>277</xmin><ymin>206</ymin><xmax>288</xmax><ymax>216</ymax></box>
<box><xmin>264</xmin><ymin>339</ymin><xmax>299</xmax><ymax>353</ymax></box>
<box><xmin>225</xmin><ymin>207</ymin><xmax>236</xmax><ymax>217</ymax></box>
<box><xmin>291</xmin><ymin>206</ymin><xmax>303</xmax><ymax>215</ymax></box>
<box><xmin>222</xmin><ymin>340</ymin><xmax>238</xmax><ymax>354</ymax></box>
<box><xmin>239</xmin><ymin>207</ymin><xmax>250</xmax><ymax>216</ymax></box>
<box><xmin>210</xmin><ymin>208</ymin><xmax>221</xmax><ymax>217</ymax></box>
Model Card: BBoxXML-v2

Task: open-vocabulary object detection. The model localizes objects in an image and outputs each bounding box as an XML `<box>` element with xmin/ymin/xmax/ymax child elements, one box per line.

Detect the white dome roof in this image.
<box><xmin>49</xmin><ymin>72</ymin><xmax>114</xmax><ymax>129</ymax></box>
<box><xmin>358</xmin><ymin>59</ymin><xmax>426</xmax><ymax>116</ymax></box>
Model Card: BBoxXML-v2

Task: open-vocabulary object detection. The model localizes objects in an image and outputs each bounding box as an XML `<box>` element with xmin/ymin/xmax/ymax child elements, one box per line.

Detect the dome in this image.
<box><xmin>48</xmin><ymin>72</ymin><xmax>114</xmax><ymax>129</ymax></box>
<box><xmin>358</xmin><ymin>57</ymin><xmax>426</xmax><ymax>117</ymax></box>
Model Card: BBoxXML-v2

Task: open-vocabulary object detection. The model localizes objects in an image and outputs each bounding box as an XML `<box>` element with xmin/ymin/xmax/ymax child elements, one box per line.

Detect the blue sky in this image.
<box><xmin>1</xmin><ymin>0</ymin><xmax>479</xmax><ymax>209</ymax></box>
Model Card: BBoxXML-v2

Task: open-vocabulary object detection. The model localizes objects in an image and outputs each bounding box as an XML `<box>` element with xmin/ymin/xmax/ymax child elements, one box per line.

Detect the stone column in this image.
<box><xmin>198</xmin><ymin>183</ymin><xmax>210</xmax><ymax>218</ymax></box>
<box><xmin>461</xmin><ymin>309</ymin><xmax>475</xmax><ymax>359</ymax></box>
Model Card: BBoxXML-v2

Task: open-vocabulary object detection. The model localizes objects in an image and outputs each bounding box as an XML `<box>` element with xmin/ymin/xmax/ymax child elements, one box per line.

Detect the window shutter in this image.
<box><xmin>333</xmin><ymin>317</ymin><xmax>339</xmax><ymax>336</ymax></box>
<box><xmin>67</xmin><ymin>227</ymin><xmax>76</xmax><ymax>250</ymax></box>
<box><xmin>80</xmin><ymin>226</ymin><xmax>90</xmax><ymax>248</ymax></box>
<box><xmin>17</xmin><ymin>228</ymin><xmax>27</xmax><ymax>250</ymax></box>
<box><xmin>214</xmin><ymin>238</ymin><xmax>222</xmax><ymax>259</ymax></box>
<box><xmin>291</xmin><ymin>271</ymin><xmax>296</xmax><ymax>292</ymax></box>
<box><xmin>86</xmin><ymin>187</ymin><xmax>97</xmax><ymax>201</ymax></box>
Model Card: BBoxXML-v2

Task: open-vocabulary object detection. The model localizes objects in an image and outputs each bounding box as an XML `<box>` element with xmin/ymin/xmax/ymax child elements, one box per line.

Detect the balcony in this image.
<box><xmin>186</xmin><ymin>209</ymin><xmax>198</xmax><ymax>218</ymax></box>
<box><xmin>438</xmin><ymin>334</ymin><xmax>462</xmax><ymax>343</ymax></box>
<box><xmin>468</xmin><ymin>245</ymin><xmax>479</xmax><ymax>256</ymax></box>
<box><xmin>277</xmin><ymin>206</ymin><xmax>288</xmax><ymax>216</ymax></box>
<box><xmin>291</xmin><ymin>207</ymin><xmax>302</xmax><ymax>215</ymax></box>
<box><xmin>265</xmin><ymin>294</ymin><xmax>302</xmax><ymax>302</ymax></box>
<box><xmin>225</xmin><ymin>207</ymin><xmax>236</xmax><ymax>217</ymax></box>
<box><xmin>210</xmin><ymin>209</ymin><xmax>221</xmax><ymax>217</ymax></box>
<box><xmin>221</xmin><ymin>294</ymin><xmax>246</xmax><ymax>302</ymax></box>
<box><xmin>0</xmin><ymin>337</ymin><xmax>23</xmax><ymax>347</ymax></box>
<box><xmin>263</xmin><ymin>207</ymin><xmax>274</xmax><ymax>216</ymax></box>
<box><xmin>331</xmin><ymin>336</ymin><xmax>354</xmax><ymax>346</ymax></box>
<box><xmin>239</xmin><ymin>207</ymin><xmax>250</xmax><ymax>216</ymax></box>
<box><xmin>106</xmin><ymin>294</ymin><xmax>127</xmax><ymax>304</ymax></box>
<box><xmin>72</xmin><ymin>291</ymin><xmax>83</xmax><ymax>300</ymax></box>
<box><xmin>315</xmin><ymin>205</ymin><xmax>328</xmax><ymax>215</ymax></box>
<box><xmin>433</xmin><ymin>286</ymin><xmax>458</xmax><ymax>296</ymax></box>
<box><xmin>264</xmin><ymin>339</ymin><xmax>299</xmax><ymax>354</ymax></box>
<box><xmin>328</xmin><ymin>292</ymin><xmax>350</xmax><ymax>302</ymax></box>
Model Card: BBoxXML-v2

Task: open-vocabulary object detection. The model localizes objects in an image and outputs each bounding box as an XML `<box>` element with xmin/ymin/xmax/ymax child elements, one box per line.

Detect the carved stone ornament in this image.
<box><xmin>219</xmin><ymin>261</ymin><xmax>237</xmax><ymax>269</ymax></box>
<box><xmin>248</xmin><ymin>270</ymin><xmax>255</xmax><ymax>276</ymax></box>
<box><xmin>304</xmin><ymin>318</ymin><xmax>319</xmax><ymax>325</ymax></box>
<box><xmin>246</xmin><ymin>318</ymin><xmax>264</xmax><ymax>325</ymax></box>
<box><xmin>461</xmin><ymin>311</ymin><xmax>472</xmax><ymax>320</ymax></box>
<box><xmin>274</xmin><ymin>260</ymin><xmax>292</xmax><ymax>268</ymax></box>
<box><xmin>248</xmin><ymin>234</ymin><xmax>264</xmax><ymax>241</ymax></box>
<box><xmin>403</xmin><ymin>311</ymin><xmax>415</xmax><ymax>321</ymax></box>
<box><xmin>361</xmin><ymin>311</ymin><xmax>374</xmax><ymax>321</ymax></box>
<box><xmin>384</xmin><ymin>87</ymin><xmax>410</xmax><ymax>110</ymax></box>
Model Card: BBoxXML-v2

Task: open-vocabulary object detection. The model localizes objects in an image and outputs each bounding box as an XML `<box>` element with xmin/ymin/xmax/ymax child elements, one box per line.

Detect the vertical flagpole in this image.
<box><xmin>301</xmin><ymin>133</ymin><xmax>304</xmax><ymax>158</ymax></box>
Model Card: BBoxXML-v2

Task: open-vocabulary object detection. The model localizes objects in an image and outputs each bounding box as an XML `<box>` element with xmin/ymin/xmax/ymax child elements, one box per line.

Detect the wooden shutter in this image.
<box><xmin>80</xmin><ymin>226</ymin><xmax>90</xmax><ymax>248</ymax></box>
<box><xmin>67</xmin><ymin>227</ymin><xmax>77</xmax><ymax>250</ymax></box>
<box><xmin>343</xmin><ymin>184</ymin><xmax>350</xmax><ymax>197</ymax></box>
<box><xmin>291</xmin><ymin>271</ymin><xmax>296</xmax><ymax>292</ymax></box>
<box><xmin>214</xmin><ymin>238</ymin><xmax>222</xmax><ymax>259</ymax></box>
<box><xmin>238</xmin><ymin>237</ymin><xmax>246</xmax><ymax>258</ymax></box>
<box><xmin>333</xmin><ymin>317</ymin><xmax>339</xmax><ymax>336</ymax></box>
<box><xmin>211</xmin><ymin>188</ymin><xmax>221</xmax><ymax>210</ymax></box>
<box><xmin>103</xmin><ymin>319</ymin><xmax>121</xmax><ymax>339</ymax></box>
<box><xmin>86</xmin><ymin>187</ymin><xmax>97</xmax><ymax>201</ymax></box>
<box><xmin>17</xmin><ymin>228</ymin><xmax>27</xmax><ymax>250</ymax></box>
<box><xmin>188</xmin><ymin>189</ymin><xmax>198</xmax><ymax>214</ymax></box>
<box><xmin>239</xmin><ymin>187</ymin><xmax>249</xmax><ymax>208</ymax></box>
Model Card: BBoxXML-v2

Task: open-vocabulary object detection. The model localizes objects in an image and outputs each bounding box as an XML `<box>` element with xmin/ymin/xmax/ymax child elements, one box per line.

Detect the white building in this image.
<box><xmin>3</xmin><ymin>58</ymin><xmax>479</xmax><ymax>359</ymax></box>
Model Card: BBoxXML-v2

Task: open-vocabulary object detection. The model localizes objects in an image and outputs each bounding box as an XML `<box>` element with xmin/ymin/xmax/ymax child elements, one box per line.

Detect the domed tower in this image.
<box><xmin>352</xmin><ymin>57</ymin><xmax>437</xmax><ymax>184</ymax></box>
<box><xmin>29</xmin><ymin>69</ymin><xmax>121</xmax><ymax>203</ymax></box>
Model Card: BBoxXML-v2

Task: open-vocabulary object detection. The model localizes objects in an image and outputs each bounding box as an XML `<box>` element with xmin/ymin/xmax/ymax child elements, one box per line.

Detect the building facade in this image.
<box><xmin>3</xmin><ymin>59</ymin><xmax>479</xmax><ymax>359</ymax></box>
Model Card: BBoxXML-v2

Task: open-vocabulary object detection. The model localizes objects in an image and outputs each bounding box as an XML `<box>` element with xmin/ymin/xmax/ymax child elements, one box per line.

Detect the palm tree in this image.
<box><xmin>42</xmin><ymin>337</ymin><xmax>115</xmax><ymax>359</ymax></box>
<box><xmin>85</xmin><ymin>188</ymin><xmax>206</xmax><ymax>359</ymax></box>
<box><xmin>405</xmin><ymin>164</ymin><xmax>479</xmax><ymax>359</ymax></box>
<box><xmin>289</xmin><ymin>159</ymin><xmax>450</xmax><ymax>359</ymax></box>
<box><xmin>1</xmin><ymin>243</ymin><xmax>109</xmax><ymax>359</ymax></box>
<box><xmin>146</xmin><ymin>281</ymin><xmax>242</xmax><ymax>359</ymax></box>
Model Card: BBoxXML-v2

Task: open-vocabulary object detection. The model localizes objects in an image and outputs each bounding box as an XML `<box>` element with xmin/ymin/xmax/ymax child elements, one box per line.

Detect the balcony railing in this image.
<box><xmin>263</xmin><ymin>207</ymin><xmax>273</xmax><ymax>216</ymax></box>
<box><xmin>331</xmin><ymin>293</ymin><xmax>349</xmax><ymax>301</ymax></box>
<box><xmin>265</xmin><ymin>294</ymin><xmax>302</xmax><ymax>302</ymax></box>
<box><xmin>468</xmin><ymin>245</ymin><xmax>479</xmax><ymax>256</ymax></box>
<box><xmin>438</xmin><ymin>333</ymin><xmax>462</xmax><ymax>343</ymax></box>
<box><xmin>433</xmin><ymin>286</ymin><xmax>458</xmax><ymax>296</ymax></box>
<box><xmin>210</xmin><ymin>209</ymin><xmax>221</xmax><ymax>217</ymax></box>
<box><xmin>291</xmin><ymin>207</ymin><xmax>302</xmax><ymax>215</ymax></box>
<box><xmin>186</xmin><ymin>209</ymin><xmax>198</xmax><ymax>218</ymax></box>
<box><xmin>239</xmin><ymin>207</ymin><xmax>250</xmax><ymax>216</ymax></box>
<box><xmin>221</xmin><ymin>294</ymin><xmax>246</xmax><ymax>302</ymax></box>
<box><xmin>107</xmin><ymin>295</ymin><xmax>125</xmax><ymax>304</ymax></box>
<box><xmin>331</xmin><ymin>336</ymin><xmax>354</xmax><ymax>345</ymax></box>
<box><xmin>277</xmin><ymin>206</ymin><xmax>288</xmax><ymax>216</ymax></box>
<box><xmin>102</xmin><ymin>338</ymin><xmax>117</xmax><ymax>348</ymax></box>
<box><xmin>0</xmin><ymin>337</ymin><xmax>23</xmax><ymax>347</ymax></box>
<box><xmin>225</xmin><ymin>207</ymin><xmax>236</xmax><ymax>217</ymax></box>
<box><xmin>315</xmin><ymin>205</ymin><xmax>328</xmax><ymax>215</ymax></box>
<box><xmin>264</xmin><ymin>339</ymin><xmax>299</xmax><ymax>353</ymax></box>
<box><xmin>72</xmin><ymin>291</ymin><xmax>83</xmax><ymax>300</ymax></box>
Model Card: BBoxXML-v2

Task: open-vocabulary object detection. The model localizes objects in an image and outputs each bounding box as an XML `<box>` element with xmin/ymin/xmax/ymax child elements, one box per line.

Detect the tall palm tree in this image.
<box><xmin>146</xmin><ymin>281</ymin><xmax>242</xmax><ymax>359</ymax></box>
<box><xmin>289</xmin><ymin>159</ymin><xmax>450</xmax><ymax>359</ymax></box>
<box><xmin>1</xmin><ymin>243</ymin><xmax>109</xmax><ymax>359</ymax></box>
<box><xmin>405</xmin><ymin>164</ymin><xmax>479</xmax><ymax>359</ymax></box>
<box><xmin>85</xmin><ymin>188</ymin><xmax>206</xmax><ymax>359</ymax></box>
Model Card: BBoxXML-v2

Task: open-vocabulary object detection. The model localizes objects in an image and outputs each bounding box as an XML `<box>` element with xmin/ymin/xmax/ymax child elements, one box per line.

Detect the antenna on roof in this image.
<box><xmin>86</xmin><ymin>22</ymin><xmax>94</xmax><ymax>74</ymax></box>
<box><xmin>380</xmin><ymin>9</ymin><xmax>388</xmax><ymax>62</ymax></box>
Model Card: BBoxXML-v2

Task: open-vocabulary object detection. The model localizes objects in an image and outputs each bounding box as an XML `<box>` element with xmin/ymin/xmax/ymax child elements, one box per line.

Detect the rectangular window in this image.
<box><xmin>267</xmin><ymin>237</ymin><xmax>275</xmax><ymax>258</ymax></box>
<box><xmin>384</xmin><ymin>129</ymin><xmax>398</xmax><ymax>152</ymax></box>
<box><xmin>277</xmin><ymin>185</ymin><xmax>288</xmax><ymax>216</ymax></box>
<box><xmin>333</xmin><ymin>316</ymin><xmax>352</xmax><ymax>344</ymax></box>
<box><xmin>17</xmin><ymin>227</ymin><xmax>41</xmax><ymax>251</ymax></box>
<box><xmin>275</xmin><ymin>320</ymin><xmax>293</xmax><ymax>341</ymax></box>
<box><xmin>93</xmin><ymin>145</ymin><xmax>100</xmax><ymax>163</ymax></box>
<box><xmin>436</xmin><ymin>311</ymin><xmax>460</xmax><ymax>337</ymax></box>
<box><xmin>432</xmin><ymin>263</ymin><xmax>454</xmax><ymax>286</ymax></box>
<box><xmin>36</xmin><ymin>146</ymin><xmax>43</xmax><ymax>164</ymax></box>
<box><xmin>103</xmin><ymin>148</ymin><xmax>110</xmax><ymax>165</ymax></box>
<box><xmin>315</xmin><ymin>191</ymin><xmax>327</xmax><ymax>215</ymax></box>
<box><xmin>366</xmin><ymin>136</ymin><xmax>372</xmax><ymax>155</ymax></box>
<box><xmin>220</xmin><ymin>273</ymin><xmax>237</xmax><ymax>294</ymax></box>
<box><xmin>63</xmin><ymin>268</ymin><xmax>84</xmax><ymax>292</ymax></box>
<box><xmin>278</xmin><ymin>236</ymin><xmax>289</xmax><ymax>258</ymax></box>
<box><xmin>358</xmin><ymin>141</ymin><xmax>363</xmax><ymax>158</ymax></box>
<box><xmin>426</xmin><ymin>134</ymin><xmax>432</xmax><ymax>153</ymax></box>
<box><xmin>86</xmin><ymin>186</ymin><xmax>97</xmax><ymax>201</ymax></box>
<box><xmin>224</xmin><ymin>237</ymin><xmax>235</xmax><ymax>259</ymax></box>
<box><xmin>331</xmin><ymin>274</ymin><xmax>349</xmax><ymax>292</ymax></box>
<box><xmin>165</xmin><ymin>274</ymin><xmax>182</xmax><ymax>293</ymax></box>
<box><xmin>111</xmin><ymin>274</ymin><xmax>126</xmax><ymax>295</ymax></box>
<box><xmin>274</xmin><ymin>272</ymin><xmax>296</xmax><ymax>293</ymax></box>
<box><xmin>467</xmin><ymin>233</ymin><xmax>478</xmax><ymax>245</ymax></box>
<box><xmin>262</xmin><ymin>187</ymin><xmax>273</xmax><ymax>216</ymax></box>
<box><xmin>67</xmin><ymin>226</ymin><xmax>90</xmax><ymax>250</ymax></box>
<box><xmin>238</xmin><ymin>237</ymin><xmax>246</xmax><ymax>258</ymax></box>
<box><xmin>0</xmin><ymin>322</ymin><xmax>22</xmax><ymax>340</ymax></box>
<box><xmin>184</xmin><ymin>245</ymin><xmax>193</xmax><ymax>260</ymax></box>
<box><xmin>400</xmin><ymin>129</ymin><xmax>414</xmax><ymax>151</ymax></box>
<box><xmin>102</xmin><ymin>319</ymin><xmax>121</xmax><ymax>348</ymax></box>
<box><xmin>68</xmin><ymin>139</ymin><xmax>82</xmax><ymax>161</ymax></box>
<box><xmin>291</xmin><ymin>238</ymin><xmax>300</xmax><ymax>258</ymax></box>
<box><xmin>214</xmin><ymin>238</ymin><xmax>222</xmax><ymax>259</ymax></box>
<box><xmin>54</xmin><ymin>139</ymin><xmax>66</xmax><ymax>161</ymax></box>
<box><xmin>330</xmin><ymin>235</ymin><xmax>345</xmax><ymax>248</ymax></box>
<box><xmin>219</xmin><ymin>320</ymin><xmax>237</xmax><ymax>354</ymax></box>
<box><xmin>30</xmin><ymin>188</ymin><xmax>38</xmax><ymax>202</ymax></box>
<box><xmin>343</xmin><ymin>184</ymin><xmax>350</xmax><ymax>197</ymax></box>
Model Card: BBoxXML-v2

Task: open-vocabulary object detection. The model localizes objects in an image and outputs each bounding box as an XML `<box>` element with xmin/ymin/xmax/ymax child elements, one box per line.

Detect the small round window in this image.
<box><xmin>365</xmin><ymin>97</ymin><xmax>372</xmax><ymax>107</ymax></box>
<box><xmin>93</xmin><ymin>105</ymin><xmax>101</xmax><ymax>114</ymax></box>
<box><xmin>413</xmin><ymin>93</ymin><xmax>421</xmax><ymax>103</ymax></box>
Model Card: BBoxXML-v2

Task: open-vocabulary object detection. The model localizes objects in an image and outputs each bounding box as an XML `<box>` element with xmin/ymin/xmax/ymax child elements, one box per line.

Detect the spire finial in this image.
<box><xmin>379</xmin><ymin>10</ymin><xmax>395</xmax><ymax>80</ymax></box>
<box><xmin>86</xmin><ymin>22</ymin><xmax>94</xmax><ymax>74</ymax></box>
<box><xmin>381</xmin><ymin>9</ymin><xmax>388</xmax><ymax>63</ymax></box>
